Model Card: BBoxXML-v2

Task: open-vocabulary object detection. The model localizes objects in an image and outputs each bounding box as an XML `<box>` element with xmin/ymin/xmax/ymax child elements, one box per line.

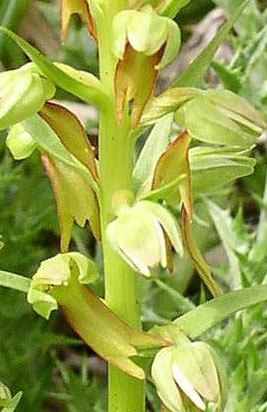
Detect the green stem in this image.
<box><xmin>97</xmin><ymin>8</ymin><xmax>145</xmax><ymax>412</ymax></box>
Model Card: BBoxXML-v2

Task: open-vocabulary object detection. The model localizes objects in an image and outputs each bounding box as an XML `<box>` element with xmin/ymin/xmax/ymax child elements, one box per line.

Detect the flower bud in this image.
<box><xmin>152</xmin><ymin>333</ymin><xmax>226</xmax><ymax>412</ymax></box>
<box><xmin>0</xmin><ymin>70</ymin><xmax>56</xmax><ymax>130</ymax></box>
<box><xmin>107</xmin><ymin>200</ymin><xmax>183</xmax><ymax>277</ymax></box>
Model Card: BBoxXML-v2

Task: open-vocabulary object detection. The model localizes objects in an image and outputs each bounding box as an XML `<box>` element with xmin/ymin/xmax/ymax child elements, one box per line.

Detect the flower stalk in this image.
<box><xmin>96</xmin><ymin>10</ymin><xmax>146</xmax><ymax>412</ymax></box>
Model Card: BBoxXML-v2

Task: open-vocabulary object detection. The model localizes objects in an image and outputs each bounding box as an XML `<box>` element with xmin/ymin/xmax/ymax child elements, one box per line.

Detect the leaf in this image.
<box><xmin>172</xmin><ymin>0</ymin><xmax>251</xmax><ymax>87</ymax></box>
<box><xmin>0</xmin><ymin>26</ymin><xmax>108</xmax><ymax>109</ymax></box>
<box><xmin>157</xmin><ymin>0</ymin><xmax>191</xmax><ymax>19</ymax></box>
<box><xmin>182</xmin><ymin>207</ymin><xmax>221</xmax><ymax>297</ymax></box>
<box><xmin>207</xmin><ymin>201</ymin><xmax>249</xmax><ymax>289</ymax></box>
<box><xmin>133</xmin><ymin>114</ymin><xmax>173</xmax><ymax>193</ymax></box>
<box><xmin>0</xmin><ymin>270</ymin><xmax>31</xmax><ymax>293</ymax></box>
<box><xmin>152</xmin><ymin>130</ymin><xmax>192</xmax><ymax>219</ymax></box>
<box><xmin>172</xmin><ymin>285</ymin><xmax>267</xmax><ymax>339</ymax></box>
<box><xmin>211</xmin><ymin>61</ymin><xmax>241</xmax><ymax>93</ymax></box>
<box><xmin>40</xmin><ymin>102</ymin><xmax>98</xmax><ymax>180</ymax></box>
<box><xmin>61</xmin><ymin>0</ymin><xmax>96</xmax><ymax>43</ymax></box>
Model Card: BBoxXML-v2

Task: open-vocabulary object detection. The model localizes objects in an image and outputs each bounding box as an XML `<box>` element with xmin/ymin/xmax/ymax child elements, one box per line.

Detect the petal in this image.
<box><xmin>156</xmin><ymin>19</ymin><xmax>181</xmax><ymax>69</ymax></box>
<box><xmin>138</xmin><ymin>201</ymin><xmax>183</xmax><ymax>256</ymax></box>
<box><xmin>172</xmin><ymin>363</ymin><xmax>206</xmax><ymax>411</ymax></box>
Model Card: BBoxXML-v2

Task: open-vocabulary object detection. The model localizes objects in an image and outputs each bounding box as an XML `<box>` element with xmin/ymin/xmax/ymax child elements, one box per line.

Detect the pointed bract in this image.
<box><xmin>40</xmin><ymin>102</ymin><xmax>98</xmax><ymax>180</ymax></box>
<box><xmin>182</xmin><ymin>207</ymin><xmax>221</xmax><ymax>297</ymax></box>
<box><xmin>61</xmin><ymin>0</ymin><xmax>96</xmax><ymax>43</ymax></box>
<box><xmin>152</xmin><ymin>130</ymin><xmax>192</xmax><ymax>220</ymax></box>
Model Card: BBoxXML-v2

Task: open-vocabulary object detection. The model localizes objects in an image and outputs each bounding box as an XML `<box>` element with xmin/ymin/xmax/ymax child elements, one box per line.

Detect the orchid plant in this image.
<box><xmin>0</xmin><ymin>0</ymin><xmax>266</xmax><ymax>411</ymax></box>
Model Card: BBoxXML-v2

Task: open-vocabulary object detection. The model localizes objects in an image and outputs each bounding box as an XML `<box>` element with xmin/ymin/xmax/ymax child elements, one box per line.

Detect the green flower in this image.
<box><xmin>107</xmin><ymin>199</ymin><xmax>183</xmax><ymax>276</ymax></box>
<box><xmin>113</xmin><ymin>6</ymin><xmax>181</xmax><ymax>70</ymax></box>
<box><xmin>152</xmin><ymin>332</ymin><xmax>226</xmax><ymax>412</ymax></box>
<box><xmin>113</xmin><ymin>6</ymin><xmax>181</xmax><ymax>126</ymax></box>
<box><xmin>0</xmin><ymin>66</ymin><xmax>55</xmax><ymax>130</ymax></box>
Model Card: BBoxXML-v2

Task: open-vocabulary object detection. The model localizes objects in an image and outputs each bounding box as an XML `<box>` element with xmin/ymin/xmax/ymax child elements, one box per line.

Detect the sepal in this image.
<box><xmin>0</xmin><ymin>69</ymin><xmax>55</xmax><ymax>130</ymax></box>
<box><xmin>6</xmin><ymin>123</ymin><xmax>37</xmax><ymax>160</ymax></box>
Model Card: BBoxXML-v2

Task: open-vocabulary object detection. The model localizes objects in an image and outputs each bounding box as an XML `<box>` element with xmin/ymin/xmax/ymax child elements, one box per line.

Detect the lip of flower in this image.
<box><xmin>106</xmin><ymin>200</ymin><xmax>183</xmax><ymax>277</ymax></box>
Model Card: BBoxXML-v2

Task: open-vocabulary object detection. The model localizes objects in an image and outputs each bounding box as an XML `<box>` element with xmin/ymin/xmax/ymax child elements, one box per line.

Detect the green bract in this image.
<box><xmin>112</xmin><ymin>6</ymin><xmax>181</xmax><ymax>69</ymax></box>
<box><xmin>107</xmin><ymin>199</ymin><xmax>183</xmax><ymax>277</ymax></box>
<box><xmin>0</xmin><ymin>68</ymin><xmax>56</xmax><ymax>130</ymax></box>
<box><xmin>152</xmin><ymin>332</ymin><xmax>226</xmax><ymax>412</ymax></box>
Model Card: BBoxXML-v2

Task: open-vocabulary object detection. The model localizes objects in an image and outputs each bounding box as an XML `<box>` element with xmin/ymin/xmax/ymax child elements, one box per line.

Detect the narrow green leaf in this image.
<box><xmin>140</xmin><ymin>174</ymin><xmax>185</xmax><ymax>202</ymax></box>
<box><xmin>133</xmin><ymin>114</ymin><xmax>173</xmax><ymax>193</ymax></box>
<box><xmin>0</xmin><ymin>270</ymin><xmax>30</xmax><ymax>293</ymax></box>
<box><xmin>0</xmin><ymin>26</ymin><xmax>108</xmax><ymax>109</ymax></box>
<box><xmin>173</xmin><ymin>285</ymin><xmax>267</xmax><ymax>339</ymax></box>
<box><xmin>172</xmin><ymin>0</ymin><xmax>250</xmax><ymax>87</ymax></box>
<box><xmin>158</xmin><ymin>0</ymin><xmax>191</xmax><ymax>19</ymax></box>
